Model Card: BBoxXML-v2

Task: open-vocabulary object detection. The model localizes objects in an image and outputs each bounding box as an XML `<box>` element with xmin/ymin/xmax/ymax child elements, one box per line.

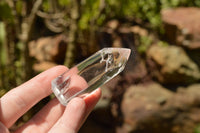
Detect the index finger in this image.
<box><xmin>0</xmin><ymin>65</ymin><xmax>68</xmax><ymax>128</ymax></box>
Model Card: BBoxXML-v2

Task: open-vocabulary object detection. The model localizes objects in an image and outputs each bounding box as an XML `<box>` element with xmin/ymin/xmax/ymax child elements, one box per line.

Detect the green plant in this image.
<box><xmin>138</xmin><ymin>35</ymin><xmax>153</xmax><ymax>54</ymax></box>
<box><xmin>194</xmin><ymin>124</ymin><xmax>200</xmax><ymax>133</ymax></box>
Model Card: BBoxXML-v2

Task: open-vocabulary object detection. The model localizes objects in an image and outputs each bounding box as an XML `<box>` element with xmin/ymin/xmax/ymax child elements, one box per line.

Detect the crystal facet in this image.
<box><xmin>51</xmin><ymin>48</ymin><xmax>131</xmax><ymax>106</ymax></box>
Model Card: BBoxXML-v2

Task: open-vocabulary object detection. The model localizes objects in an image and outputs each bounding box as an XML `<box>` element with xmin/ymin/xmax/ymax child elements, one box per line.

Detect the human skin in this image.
<box><xmin>0</xmin><ymin>65</ymin><xmax>101</xmax><ymax>133</ymax></box>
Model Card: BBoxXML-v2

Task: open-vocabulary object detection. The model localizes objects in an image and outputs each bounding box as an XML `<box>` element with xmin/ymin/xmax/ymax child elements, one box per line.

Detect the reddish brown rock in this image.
<box><xmin>119</xmin><ymin>83</ymin><xmax>200</xmax><ymax>133</ymax></box>
<box><xmin>120</xmin><ymin>82</ymin><xmax>173</xmax><ymax>132</ymax></box>
<box><xmin>29</xmin><ymin>34</ymin><xmax>67</xmax><ymax>64</ymax></box>
<box><xmin>161</xmin><ymin>7</ymin><xmax>200</xmax><ymax>49</ymax></box>
<box><xmin>33</xmin><ymin>61</ymin><xmax>57</xmax><ymax>72</ymax></box>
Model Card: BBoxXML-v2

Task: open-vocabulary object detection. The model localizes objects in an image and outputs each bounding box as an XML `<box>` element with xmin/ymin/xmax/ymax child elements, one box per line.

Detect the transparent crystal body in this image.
<box><xmin>51</xmin><ymin>48</ymin><xmax>131</xmax><ymax>106</ymax></box>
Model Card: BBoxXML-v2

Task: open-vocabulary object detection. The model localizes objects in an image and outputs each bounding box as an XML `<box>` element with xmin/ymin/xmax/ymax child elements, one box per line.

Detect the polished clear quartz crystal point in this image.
<box><xmin>51</xmin><ymin>47</ymin><xmax>131</xmax><ymax>106</ymax></box>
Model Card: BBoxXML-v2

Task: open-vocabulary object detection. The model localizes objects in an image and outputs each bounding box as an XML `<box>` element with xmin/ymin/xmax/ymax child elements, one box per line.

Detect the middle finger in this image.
<box><xmin>15</xmin><ymin>98</ymin><xmax>65</xmax><ymax>133</ymax></box>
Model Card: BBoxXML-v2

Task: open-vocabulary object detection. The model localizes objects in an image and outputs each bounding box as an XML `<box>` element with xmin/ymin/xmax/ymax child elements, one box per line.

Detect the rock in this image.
<box><xmin>161</xmin><ymin>7</ymin><xmax>200</xmax><ymax>49</ymax></box>
<box><xmin>106</xmin><ymin>19</ymin><xmax>120</xmax><ymax>30</ymax></box>
<box><xmin>123</xmin><ymin>56</ymin><xmax>148</xmax><ymax>85</ymax></box>
<box><xmin>33</xmin><ymin>61</ymin><xmax>57</xmax><ymax>72</ymax></box>
<box><xmin>130</xmin><ymin>26</ymin><xmax>148</xmax><ymax>37</ymax></box>
<box><xmin>161</xmin><ymin>84</ymin><xmax>200</xmax><ymax>133</ymax></box>
<box><xmin>119</xmin><ymin>83</ymin><xmax>200</xmax><ymax>133</ymax></box>
<box><xmin>29</xmin><ymin>34</ymin><xmax>67</xmax><ymax>64</ymax></box>
<box><xmin>177</xmin><ymin>84</ymin><xmax>200</xmax><ymax>103</ymax></box>
<box><xmin>147</xmin><ymin>44</ymin><xmax>200</xmax><ymax>84</ymax></box>
<box><xmin>120</xmin><ymin>82</ymin><xmax>173</xmax><ymax>132</ymax></box>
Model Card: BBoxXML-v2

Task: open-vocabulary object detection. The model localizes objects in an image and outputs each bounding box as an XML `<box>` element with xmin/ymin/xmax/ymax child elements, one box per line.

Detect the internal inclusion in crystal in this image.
<box><xmin>51</xmin><ymin>48</ymin><xmax>131</xmax><ymax>106</ymax></box>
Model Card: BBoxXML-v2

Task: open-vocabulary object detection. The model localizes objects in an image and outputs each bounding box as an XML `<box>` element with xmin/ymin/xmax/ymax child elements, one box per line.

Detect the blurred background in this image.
<box><xmin>0</xmin><ymin>0</ymin><xmax>200</xmax><ymax>133</ymax></box>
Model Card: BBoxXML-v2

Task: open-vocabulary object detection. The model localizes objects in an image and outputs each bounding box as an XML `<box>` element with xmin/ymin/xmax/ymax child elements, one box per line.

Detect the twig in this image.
<box><xmin>45</xmin><ymin>19</ymin><xmax>66</xmax><ymax>33</ymax></box>
<box><xmin>37</xmin><ymin>10</ymin><xmax>65</xmax><ymax>19</ymax></box>
<box><xmin>23</xmin><ymin>0</ymin><xmax>43</xmax><ymax>80</ymax></box>
<box><xmin>26</xmin><ymin>0</ymin><xmax>43</xmax><ymax>41</ymax></box>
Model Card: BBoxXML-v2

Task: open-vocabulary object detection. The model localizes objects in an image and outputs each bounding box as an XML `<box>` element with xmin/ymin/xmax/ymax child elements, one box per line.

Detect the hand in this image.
<box><xmin>0</xmin><ymin>66</ymin><xmax>101</xmax><ymax>133</ymax></box>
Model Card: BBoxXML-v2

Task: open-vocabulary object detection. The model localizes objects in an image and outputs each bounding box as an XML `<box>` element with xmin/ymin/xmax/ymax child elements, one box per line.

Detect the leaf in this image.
<box><xmin>0</xmin><ymin>2</ymin><xmax>13</xmax><ymax>21</ymax></box>
<box><xmin>58</xmin><ymin>0</ymin><xmax>70</xmax><ymax>6</ymax></box>
<box><xmin>194</xmin><ymin>124</ymin><xmax>200</xmax><ymax>133</ymax></box>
